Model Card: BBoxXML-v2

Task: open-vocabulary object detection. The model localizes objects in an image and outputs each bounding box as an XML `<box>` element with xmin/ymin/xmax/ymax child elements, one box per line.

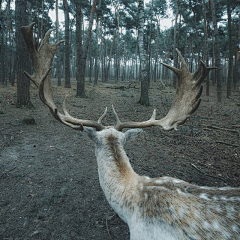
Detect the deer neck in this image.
<box><xmin>95</xmin><ymin>135</ymin><xmax>138</xmax><ymax>221</ymax></box>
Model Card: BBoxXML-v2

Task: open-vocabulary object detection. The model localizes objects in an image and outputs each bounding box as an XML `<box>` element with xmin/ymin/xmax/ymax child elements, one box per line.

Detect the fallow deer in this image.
<box><xmin>21</xmin><ymin>23</ymin><xmax>240</xmax><ymax>240</ymax></box>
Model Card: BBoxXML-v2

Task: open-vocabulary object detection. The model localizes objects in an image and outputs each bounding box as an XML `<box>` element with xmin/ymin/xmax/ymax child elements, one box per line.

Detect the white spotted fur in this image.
<box><xmin>82</xmin><ymin>127</ymin><xmax>240</xmax><ymax>240</ymax></box>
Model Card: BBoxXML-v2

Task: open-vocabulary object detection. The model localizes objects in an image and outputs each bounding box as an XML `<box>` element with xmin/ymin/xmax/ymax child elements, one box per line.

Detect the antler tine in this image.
<box><xmin>192</xmin><ymin>63</ymin><xmax>202</xmax><ymax>80</ymax></box>
<box><xmin>176</xmin><ymin>48</ymin><xmax>188</xmax><ymax>70</ymax></box>
<box><xmin>114</xmin><ymin>108</ymin><xmax>158</xmax><ymax>131</ymax></box>
<box><xmin>196</xmin><ymin>60</ymin><xmax>217</xmax><ymax>86</ymax></box>
<box><xmin>21</xmin><ymin>23</ymin><xmax>105</xmax><ymax>131</ymax></box>
<box><xmin>112</xmin><ymin>105</ymin><xmax>121</xmax><ymax>125</ymax></box>
<box><xmin>160</xmin><ymin>48</ymin><xmax>188</xmax><ymax>77</ymax></box>
<box><xmin>98</xmin><ymin>107</ymin><xmax>108</xmax><ymax>124</ymax></box>
<box><xmin>39</xmin><ymin>75</ymin><xmax>103</xmax><ymax>131</ymax></box>
<box><xmin>161</xmin><ymin>62</ymin><xmax>181</xmax><ymax>77</ymax></box>
<box><xmin>63</xmin><ymin>95</ymin><xmax>71</xmax><ymax>117</ymax></box>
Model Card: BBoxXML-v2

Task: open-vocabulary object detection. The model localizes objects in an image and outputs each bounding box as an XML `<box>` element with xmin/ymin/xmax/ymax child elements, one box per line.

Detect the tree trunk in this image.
<box><xmin>76</xmin><ymin>0</ymin><xmax>98</xmax><ymax>97</ymax></box>
<box><xmin>63</xmin><ymin>0</ymin><xmax>71</xmax><ymax>88</ymax></box>
<box><xmin>0</xmin><ymin>0</ymin><xmax>6</xmax><ymax>85</ymax></box>
<box><xmin>135</xmin><ymin>35</ymin><xmax>138</xmax><ymax>81</ymax></box>
<box><xmin>94</xmin><ymin>0</ymin><xmax>101</xmax><ymax>86</ymax></box>
<box><xmin>0</xmin><ymin>0</ymin><xmax>3</xmax><ymax>85</ymax></box>
<box><xmin>115</xmin><ymin>30</ymin><xmax>120</xmax><ymax>82</ymax></box>
<box><xmin>202</xmin><ymin>0</ymin><xmax>210</xmax><ymax>96</ymax></box>
<box><xmin>6</xmin><ymin>0</ymin><xmax>14</xmax><ymax>86</ymax></box>
<box><xmin>154</xmin><ymin>20</ymin><xmax>160</xmax><ymax>82</ymax></box>
<box><xmin>15</xmin><ymin>0</ymin><xmax>33</xmax><ymax>108</ymax></box>
<box><xmin>75</xmin><ymin>0</ymin><xmax>84</xmax><ymax>97</ymax></box>
<box><xmin>233</xmin><ymin>18</ymin><xmax>240</xmax><ymax>90</ymax></box>
<box><xmin>0</xmin><ymin>28</ymin><xmax>5</xmax><ymax>85</ymax></box>
<box><xmin>138</xmin><ymin>0</ymin><xmax>150</xmax><ymax>106</ymax></box>
<box><xmin>89</xmin><ymin>52</ymin><xmax>92</xmax><ymax>83</ymax></box>
<box><xmin>226</xmin><ymin>0</ymin><xmax>233</xmax><ymax>98</ymax></box>
<box><xmin>173</xmin><ymin>0</ymin><xmax>179</xmax><ymax>89</ymax></box>
<box><xmin>148</xmin><ymin>0</ymin><xmax>153</xmax><ymax>82</ymax></box>
<box><xmin>55</xmin><ymin>0</ymin><xmax>61</xmax><ymax>86</ymax></box>
<box><xmin>122</xmin><ymin>41</ymin><xmax>127</xmax><ymax>81</ymax></box>
<box><xmin>100</xmin><ymin>16</ymin><xmax>104</xmax><ymax>82</ymax></box>
<box><xmin>40</xmin><ymin>0</ymin><xmax>44</xmax><ymax>39</ymax></box>
<box><xmin>106</xmin><ymin>29</ymin><xmax>117</xmax><ymax>82</ymax></box>
<box><xmin>5</xmin><ymin>0</ymin><xmax>11</xmax><ymax>86</ymax></box>
<box><xmin>210</xmin><ymin>0</ymin><xmax>222</xmax><ymax>102</ymax></box>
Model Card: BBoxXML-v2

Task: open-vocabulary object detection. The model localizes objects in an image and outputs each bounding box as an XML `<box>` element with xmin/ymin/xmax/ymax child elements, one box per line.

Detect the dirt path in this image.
<box><xmin>0</xmin><ymin>81</ymin><xmax>239</xmax><ymax>239</ymax></box>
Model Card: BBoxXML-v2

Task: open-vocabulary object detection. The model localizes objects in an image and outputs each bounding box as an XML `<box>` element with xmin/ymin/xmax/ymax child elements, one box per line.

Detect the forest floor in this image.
<box><xmin>0</xmin><ymin>79</ymin><xmax>240</xmax><ymax>240</ymax></box>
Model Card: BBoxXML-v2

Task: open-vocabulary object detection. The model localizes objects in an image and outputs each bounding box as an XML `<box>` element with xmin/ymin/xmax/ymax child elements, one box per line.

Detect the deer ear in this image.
<box><xmin>124</xmin><ymin>129</ymin><xmax>143</xmax><ymax>142</ymax></box>
<box><xmin>81</xmin><ymin>127</ymin><xmax>97</xmax><ymax>141</ymax></box>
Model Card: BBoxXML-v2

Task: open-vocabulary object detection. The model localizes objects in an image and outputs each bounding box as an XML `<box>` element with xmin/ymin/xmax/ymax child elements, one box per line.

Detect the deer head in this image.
<box><xmin>20</xmin><ymin>23</ymin><xmax>240</xmax><ymax>240</ymax></box>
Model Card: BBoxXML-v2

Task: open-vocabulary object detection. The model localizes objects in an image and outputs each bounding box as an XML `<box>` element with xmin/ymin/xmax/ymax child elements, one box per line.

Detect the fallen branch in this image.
<box><xmin>0</xmin><ymin>167</ymin><xmax>16</xmax><ymax>178</ymax></box>
<box><xmin>216</xmin><ymin>141</ymin><xmax>240</xmax><ymax>148</ymax></box>
<box><xmin>228</xmin><ymin>125</ymin><xmax>240</xmax><ymax>128</ymax></box>
<box><xmin>190</xmin><ymin>163</ymin><xmax>205</xmax><ymax>174</ymax></box>
<box><xmin>205</xmin><ymin>125</ymin><xmax>239</xmax><ymax>134</ymax></box>
<box><xmin>190</xmin><ymin>163</ymin><xmax>227</xmax><ymax>182</ymax></box>
<box><xmin>106</xmin><ymin>218</ymin><xmax>113</xmax><ymax>240</ymax></box>
<box><xmin>105</xmin><ymin>83</ymin><xmax>139</xmax><ymax>90</ymax></box>
<box><xmin>106</xmin><ymin>86</ymin><xmax>126</xmax><ymax>90</ymax></box>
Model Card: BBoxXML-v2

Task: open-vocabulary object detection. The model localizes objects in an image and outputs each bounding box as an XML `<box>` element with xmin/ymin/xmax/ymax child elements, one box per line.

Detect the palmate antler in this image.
<box><xmin>21</xmin><ymin>23</ymin><xmax>106</xmax><ymax>131</ymax></box>
<box><xmin>114</xmin><ymin>49</ymin><xmax>216</xmax><ymax>131</ymax></box>
<box><xmin>22</xmin><ymin>23</ymin><xmax>215</xmax><ymax>132</ymax></box>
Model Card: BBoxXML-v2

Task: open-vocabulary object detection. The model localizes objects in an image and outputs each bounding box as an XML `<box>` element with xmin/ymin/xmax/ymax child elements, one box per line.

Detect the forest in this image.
<box><xmin>0</xmin><ymin>0</ymin><xmax>240</xmax><ymax>239</ymax></box>
<box><xmin>0</xmin><ymin>0</ymin><xmax>239</xmax><ymax>105</ymax></box>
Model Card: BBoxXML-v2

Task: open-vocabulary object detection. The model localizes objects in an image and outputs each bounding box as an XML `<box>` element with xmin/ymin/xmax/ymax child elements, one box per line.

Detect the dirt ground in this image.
<box><xmin>0</xmin><ymin>80</ymin><xmax>239</xmax><ymax>240</ymax></box>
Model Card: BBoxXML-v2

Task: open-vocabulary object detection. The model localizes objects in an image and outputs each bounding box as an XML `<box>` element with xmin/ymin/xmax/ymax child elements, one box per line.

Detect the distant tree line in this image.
<box><xmin>0</xmin><ymin>0</ymin><xmax>239</xmax><ymax>107</ymax></box>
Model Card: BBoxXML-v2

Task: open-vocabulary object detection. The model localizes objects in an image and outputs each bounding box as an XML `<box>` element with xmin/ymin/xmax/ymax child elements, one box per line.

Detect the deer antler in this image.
<box><xmin>22</xmin><ymin>24</ymin><xmax>215</xmax><ymax>132</ymax></box>
<box><xmin>21</xmin><ymin>23</ymin><xmax>106</xmax><ymax>131</ymax></box>
<box><xmin>114</xmin><ymin>49</ymin><xmax>216</xmax><ymax>131</ymax></box>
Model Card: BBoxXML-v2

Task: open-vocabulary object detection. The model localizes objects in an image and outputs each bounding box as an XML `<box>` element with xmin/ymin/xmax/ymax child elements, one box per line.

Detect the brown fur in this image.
<box><xmin>106</xmin><ymin>135</ymin><xmax>133</xmax><ymax>181</ymax></box>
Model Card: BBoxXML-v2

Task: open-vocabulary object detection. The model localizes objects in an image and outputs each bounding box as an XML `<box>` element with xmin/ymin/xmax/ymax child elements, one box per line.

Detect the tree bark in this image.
<box><xmin>63</xmin><ymin>0</ymin><xmax>71</xmax><ymax>88</ymax></box>
<box><xmin>138</xmin><ymin>0</ymin><xmax>150</xmax><ymax>106</ymax></box>
<box><xmin>154</xmin><ymin>20</ymin><xmax>160</xmax><ymax>82</ymax></box>
<box><xmin>55</xmin><ymin>0</ymin><xmax>61</xmax><ymax>86</ymax></box>
<box><xmin>202</xmin><ymin>0</ymin><xmax>210</xmax><ymax>96</ymax></box>
<box><xmin>15</xmin><ymin>0</ymin><xmax>33</xmax><ymax>108</ymax></box>
<box><xmin>210</xmin><ymin>0</ymin><xmax>222</xmax><ymax>102</ymax></box>
<box><xmin>94</xmin><ymin>0</ymin><xmax>101</xmax><ymax>86</ymax></box>
<box><xmin>106</xmin><ymin>29</ymin><xmax>117</xmax><ymax>82</ymax></box>
<box><xmin>76</xmin><ymin>0</ymin><xmax>98</xmax><ymax>97</ymax></box>
<box><xmin>0</xmin><ymin>27</ymin><xmax>5</xmax><ymax>85</ymax></box>
<box><xmin>226</xmin><ymin>0</ymin><xmax>233</xmax><ymax>98</ymax></box>
<box><xmin>75</xmin><ymin>0</ymin><xmax>83</xmax><ymax>96</ymax></box>
<box><xmin>173</xmin><ymin>0</ymin><xmax>179</xmax><ymax>89</ymax></box>
<box><xmin>40</xmin><ymin>0</ymin><xmax>44</xmax><ymax>40</ymax></box>
<box><xmin>233</xmin><ymin>18</ymin><xmax>240</xmax><ymax>90</ymax></box>
<box><xmin>6</xmin><ymin>0</ymin><xmax>13</xmax><ymax>86</ymax></box>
